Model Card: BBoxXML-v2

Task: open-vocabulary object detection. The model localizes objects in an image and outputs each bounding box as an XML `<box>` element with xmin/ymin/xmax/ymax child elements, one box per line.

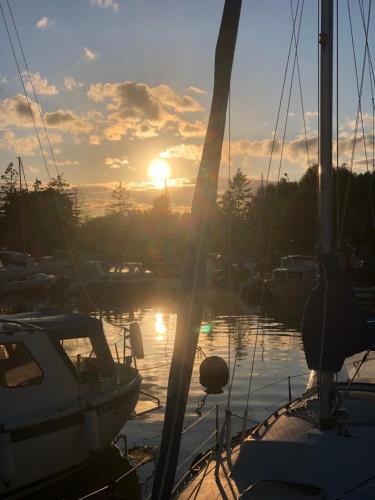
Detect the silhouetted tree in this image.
<box><xmin>106</xmin><ymin>182</ymin><xmax>133</xmax><ymax>215</ymax></box>
<box><xmin>219</xmin><ymin>168</ymin><xmax>253</xmax><ymax>221</ymax></box>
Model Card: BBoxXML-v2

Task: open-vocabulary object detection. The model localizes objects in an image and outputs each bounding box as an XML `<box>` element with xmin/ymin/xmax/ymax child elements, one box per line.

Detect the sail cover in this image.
<box><xmin>302</xmin><ymin>253</ymin><xmax>375</xmax><ymax>372</ymax></box>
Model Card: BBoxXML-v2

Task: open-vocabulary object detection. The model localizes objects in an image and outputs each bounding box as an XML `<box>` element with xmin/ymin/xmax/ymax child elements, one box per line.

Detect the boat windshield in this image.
<box><xmin>0</xmin><ymin>342</ymin><xmax>43</xmax><ymax>387</ymax></box>
<box><xmin>60</xmin><ymin>337</ymin><xmax>100</xmax><ymax>382</ymax></box>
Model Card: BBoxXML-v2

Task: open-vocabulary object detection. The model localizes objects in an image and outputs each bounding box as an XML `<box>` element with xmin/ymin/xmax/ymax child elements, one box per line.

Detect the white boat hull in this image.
<box><xmin>0</xmin><ymin>377</ymin><xmax>140</xmax><ymax>498</ymax></box>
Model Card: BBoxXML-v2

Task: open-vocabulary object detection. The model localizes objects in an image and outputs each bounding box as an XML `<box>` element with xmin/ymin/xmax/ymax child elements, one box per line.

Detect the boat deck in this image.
<box><xmin>178</xmin><ymin>389</ymin><xmax>375</xmax><ymax>499</ymax></box>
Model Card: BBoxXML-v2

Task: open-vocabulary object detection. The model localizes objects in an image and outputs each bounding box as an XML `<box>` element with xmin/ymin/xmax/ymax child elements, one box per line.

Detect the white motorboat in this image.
<box><xmin>0</xmin><ymin>312</ymin><xmax>141</xmax><ymax>497</ymax></box>
<box><xmin>266</xmin><ymin>255</ymin><xmax>318</xmax><ymax>301</ymax></box>
<box><xmin>91</xmin><ymin>262</ymin><xmax>154</xmax><ymax>290</ymax></box>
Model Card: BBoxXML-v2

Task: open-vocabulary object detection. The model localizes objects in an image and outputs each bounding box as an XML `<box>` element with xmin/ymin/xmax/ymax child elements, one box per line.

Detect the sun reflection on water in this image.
<box><xmin>154</xmin><ymin>312</ymin><xmax>167</xmax><ymax>341</ymax></box>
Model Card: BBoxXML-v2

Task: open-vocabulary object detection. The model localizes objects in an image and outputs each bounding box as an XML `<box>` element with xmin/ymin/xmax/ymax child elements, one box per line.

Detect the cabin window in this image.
<box><xmin>60</xmin><ymin>337</ymin><xmax>99</xmax><ymax>382</ymax></box>
<box><xmin>0</xmin><ymin>343</ymin><xmax>43</xmax><ymax>388</ymax></box>
<box><xmin>120</xmin><ymin>266</ymin><xmax>130</xmax><ymax>273</ymax></box>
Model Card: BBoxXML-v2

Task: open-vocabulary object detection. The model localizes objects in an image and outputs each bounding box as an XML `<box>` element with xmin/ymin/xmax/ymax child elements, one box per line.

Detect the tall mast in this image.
<box><xmin>318</xmin><ymin>0</ymin><xmax>334</xmax><ymax>425</ymax></box>
<box><xmin>319</xmin><ymin>0</ymin><xmax>333</xmax><ymax>253</ymax></box>
<box><xmin>17</xmin><ymin>156</ymin><xmax>26</xmax><ymax>254</ymax></box>
<box><xmin>151</xmin><ymin>1</ymin><xmax>242</xmax><ymax>498</ymax></box>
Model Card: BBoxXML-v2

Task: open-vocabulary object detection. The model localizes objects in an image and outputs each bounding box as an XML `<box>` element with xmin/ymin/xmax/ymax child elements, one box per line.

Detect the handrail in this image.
<box><xmin>176</xmin><ymin>431</ymin><xmax>216</xmax><ymax>473</ymax></box>
<box><xmin>182</xmin><ymin>406</ymin><xmax>217</xmax><ymax>436</ymax></box>
<box><xmin>77</xmin><ymin>456</ymin><xmax>150</xmax><ymax>500</ymax></box>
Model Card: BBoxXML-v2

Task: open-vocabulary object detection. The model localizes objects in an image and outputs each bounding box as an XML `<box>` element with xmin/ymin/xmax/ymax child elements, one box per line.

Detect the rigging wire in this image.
<box><xmin>358</xmin><ymin>0</ymin><xmax>375</xmax><ymax>238</ymax></box>
<box><xmin>250</xmin><ymin>0</ymin><xmax>302</xmax><ymax>262</ymax></box>
<box><xmin>0</xmin><ymin>3</ymin><xmax>53</xmax><ymax>183</ymax></box>
<box><xmin>5</xmin><ymin>0</ymin><xmax>62</xmax><ymax>180</ymax></box>
<box><xmin>0</xmin><ymin>1</ymin><xmax>97</xmax><ymax>310</ymax></box>
<box><xmin>276</xmin><ymin>0</ymin><xmax>305</xmax><ymax>190</ymax></box>
<box><xmin>240</xmin><ymin>0</ymin><xmax>305</xmax><ymax>444</ymax></box>
<box><xmin>339</xmin><ymin>0</ymin><xmax>372</xmax><ymax>244</ymax></box>
<box><xmin>336</xmin><ymin>0</ymin><xmax>339</xmax><ymax>253</ymax></box>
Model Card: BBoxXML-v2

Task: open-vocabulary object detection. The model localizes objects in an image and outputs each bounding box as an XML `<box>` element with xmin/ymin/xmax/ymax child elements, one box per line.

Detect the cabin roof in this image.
<box><xmin>0</xmin><ymin>313</ymin><xmax>103</xmax><ymax>340</ymax></box>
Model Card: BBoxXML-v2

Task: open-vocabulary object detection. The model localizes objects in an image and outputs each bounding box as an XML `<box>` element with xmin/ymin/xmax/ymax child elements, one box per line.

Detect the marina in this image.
<box><xmin>0</xmin><ymin>0</ymin><xmax>375</xmax><ymax>498</ymax></box>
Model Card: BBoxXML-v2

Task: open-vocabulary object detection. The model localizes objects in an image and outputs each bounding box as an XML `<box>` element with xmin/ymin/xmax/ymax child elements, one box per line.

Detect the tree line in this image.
<box><xmin>0</xmin><ymin>162</ymin><xmax>374</xmax><ymax>268</ymax></box>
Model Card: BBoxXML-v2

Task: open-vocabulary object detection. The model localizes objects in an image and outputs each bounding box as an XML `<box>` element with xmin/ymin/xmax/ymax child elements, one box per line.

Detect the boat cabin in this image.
<box><xmin>99</xmin><ymin>262</ymin><xmax>154</xmax><ymax>283</ymax></box>
<box><xmin>0</xmin><ymin>313</ymin><xmax>121</xmax><ymax>425</ymax></box>
<box><xmin>272</xmin><ymin>255</ymin><xmax>318</xmax><ymax>282</ymax></box>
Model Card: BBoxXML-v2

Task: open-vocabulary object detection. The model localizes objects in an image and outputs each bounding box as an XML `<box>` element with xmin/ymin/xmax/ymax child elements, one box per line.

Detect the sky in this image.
<box><xmin>0</xmin><ymin>0</ymin><xmax>374</xmax><ymax>215</ymax></box>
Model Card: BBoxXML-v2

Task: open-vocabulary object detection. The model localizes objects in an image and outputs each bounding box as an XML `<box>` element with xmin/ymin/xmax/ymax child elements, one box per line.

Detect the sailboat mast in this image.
<box><xmin>151</xmin><ymin>2</ymin><xmax>242</xmax><ymax>499</ymax></box>
<box><xmin>319</xmin><ymin>0</ymin><xmax>333</xmax><ymax>253</ymax></box>
<box><xmin>17</xmin><ymin>156</ymin><xmax>26</xmax><ymax>254</ymax></box>
<box><xmin>318</xmin><ymin>0</ymin><xmax>334</xmax><ymax>425</ymax></box>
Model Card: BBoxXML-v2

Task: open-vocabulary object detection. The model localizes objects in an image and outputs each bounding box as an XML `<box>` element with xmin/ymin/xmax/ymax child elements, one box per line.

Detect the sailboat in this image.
<box><xmin>152</xmin><ymin>1</ymin><xmax>375</xmax><ymax>498</ymax></box>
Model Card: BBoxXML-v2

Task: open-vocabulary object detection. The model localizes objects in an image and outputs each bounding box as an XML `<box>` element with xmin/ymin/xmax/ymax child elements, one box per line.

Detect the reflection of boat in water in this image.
<box><xmin>0</xmin><ymin>312</ymin><xmax>141</xmax><ymax>497</ymax></box>
<box><xmin>266</xmin><ymin>255</ymin><xmax>317</xmax><ymax>301</ymax></box>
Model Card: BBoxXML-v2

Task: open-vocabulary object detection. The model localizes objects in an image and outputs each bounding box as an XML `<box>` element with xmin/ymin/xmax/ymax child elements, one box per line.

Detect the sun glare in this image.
<box><xmin>148</xmin><ymin>158</ymin><xmax>171</xmax><ymax>187</ymax></box>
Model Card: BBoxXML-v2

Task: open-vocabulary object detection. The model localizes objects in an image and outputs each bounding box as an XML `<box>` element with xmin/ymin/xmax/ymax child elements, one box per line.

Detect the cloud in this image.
<box><xmin>89</xmin><ymin>134</ymin><xmax>101</xmax><ymax>145</ymax></box>
<box><xmin>24</xmin><ymin>72</ymin><xmax>58</xmax><ymax>96</ymax></box>
<box><xmin>105</xmin><ymin>156</ymin><xmax>130</xmax><ymax>169</ymax></box>
<box><xmin>87</xmin><ymin>80</ymin><xmax>206</xmax><ymax>141</ymax></box>
<box><xmin>161</xmin><ymin>144</ymin><xmax>202</xmax><ymax>162</ymax></box>
<box><xmin>0</xmin><ymin>74</ymin><xmax>7</xmax><ymax>84</ymax></box>
<box><xmin>36</xmin><ymin>17</ymin><xmax>54</xmax><ymax>29</ymax></box>
<box><xmin>151</xmin><ymin>84</ymin><xmax>204</xmax><ymax>113</ymax></box>
<box><xmin>44</xmin><ymin>109</ymin><xmax>93</xmax><ymax>133</ymax></box>
<box><xmin>64</xmin><ymin>76</ymin><xmax>83</xmax><ymax>91</ymax></box>
<box><xmin>187</xmin><ymin>86</ymin><xmax>207</xmax><ymax>96</ymax></box>
<box><xmin>90</xmin><ymin>0</ymin><xmax>119</xmax><ymax>11</ymax></box>
<box><xmin>55</xmin><ymin>159</ymin><xmax>79</xmax><ymax>167</ymax></box>
<box><xmin>0</xmin><ymin>131</ymin><xmax>62</xmax><ymax>156</ymax></box>
<box><xmin>0</xmin><ymin>94</ymin><xmax>39</xmax><ymax>129</ymax></box>
<box><xmin>84</xmin><ymin>46</ymin><xmax>98</xmax><ymax>61</ymax></box>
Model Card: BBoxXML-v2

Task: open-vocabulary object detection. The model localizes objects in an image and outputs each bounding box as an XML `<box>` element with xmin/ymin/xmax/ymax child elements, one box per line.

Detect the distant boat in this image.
<box><xmin>89</xmin><ymin>262</ymin><xmax>154</xmax><ymax>290</ymax></box>
<box><xmin>0</xmin><ymin>271</ymin><xmax>56</xmax><ymax>295</ymax></box>
<box><xmin>0</xmin><ymin>251</ymin><xmax>56</xmax><ymax>295</ymax></box>
<box><xmin>0</xmin><ymin>312</ymin><xmax>141</xmax><ymax>497</ymax></box>
<box><xmin>266</xmin><ymin>254</ymin><xmax>318</xmax><ymax>301</ymax></box>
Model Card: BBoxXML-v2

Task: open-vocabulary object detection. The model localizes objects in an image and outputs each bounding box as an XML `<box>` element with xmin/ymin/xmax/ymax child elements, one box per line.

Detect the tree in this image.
<box><xmin>0</xmin><ymin>162</ymin><xmax>17</xmax><ymax>196</ymax></box>
<box><xmin>106</xmin><ymin>182</ymin><xmax>133</xmax><ymax>215</ymax></box>
<box><xmin>219</xmin><ymin>168</ymin><xmax>253</xmax><ymax>221</ymax></box>
<box><xmin>151</xmin><ymin>193</ymin><xmax>170</xmax><ymax>217</ymax></box>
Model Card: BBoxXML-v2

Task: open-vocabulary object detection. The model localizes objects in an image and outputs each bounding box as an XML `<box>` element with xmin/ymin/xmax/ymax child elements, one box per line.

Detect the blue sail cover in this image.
<box><xmin>302</xmin><ymin>254</ymin><xmax>375</xmax><ymax>372</ymax></box>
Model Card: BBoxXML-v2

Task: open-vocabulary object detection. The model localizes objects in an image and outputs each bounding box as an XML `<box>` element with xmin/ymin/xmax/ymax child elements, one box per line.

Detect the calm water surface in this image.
<box><xmin>98</xmin><ymin>291</ymin><xmax>310</xmax><ymax>495</ymax></box>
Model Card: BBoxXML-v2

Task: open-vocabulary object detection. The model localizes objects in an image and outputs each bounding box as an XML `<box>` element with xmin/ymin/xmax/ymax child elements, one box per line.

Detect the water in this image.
<box><xmin>98</xmin><ymin>290</ymin><xmax>310</xmax><ymax>496</ymax></box>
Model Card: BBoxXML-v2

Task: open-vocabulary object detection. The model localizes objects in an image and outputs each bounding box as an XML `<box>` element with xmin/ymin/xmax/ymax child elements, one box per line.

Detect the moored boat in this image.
<box><xmin>265</xmin><ymin>254</ymin><xmax>318</xmax><ymax>301</ymax></box>
<box><xmin>0</xmin><ymin>312</ymin><xmax>141</xmax><ymax>497</ymax></box>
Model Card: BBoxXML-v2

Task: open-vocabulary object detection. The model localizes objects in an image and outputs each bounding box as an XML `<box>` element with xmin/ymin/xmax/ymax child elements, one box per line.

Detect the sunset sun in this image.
<box><xmin>148</xmin><ymin>158</ymin><xmax>171</xmax><ymax>187</ymax></box>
